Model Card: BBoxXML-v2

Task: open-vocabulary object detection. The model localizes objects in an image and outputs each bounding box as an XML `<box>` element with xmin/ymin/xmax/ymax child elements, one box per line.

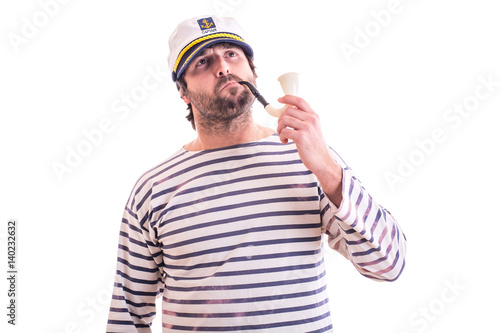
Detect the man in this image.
<box><xmin>107</xmin><ymin>15</ymin><xmax>406</xmax><ymax>332</ymax></box>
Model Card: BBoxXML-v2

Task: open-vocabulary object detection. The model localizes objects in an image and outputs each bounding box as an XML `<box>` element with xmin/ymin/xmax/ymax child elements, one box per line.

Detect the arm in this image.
<box><xmin>106</xmin><ymin>200</ymin><xmax>164</xmax><ymax>332</ymax></box>
<box><xmin>276</xmin><ymin>96</ymin><xmax>343</xmax><ymax>207</ymax></box>
<box><xmin>277</xmin><ymin>95</ymin><xmax>406</xmax><ymax>281</ymax></box>
<box><xmin>320</xmin><ymin>153</ymin><xmax>406</xmax><ymax>281</ymax></box>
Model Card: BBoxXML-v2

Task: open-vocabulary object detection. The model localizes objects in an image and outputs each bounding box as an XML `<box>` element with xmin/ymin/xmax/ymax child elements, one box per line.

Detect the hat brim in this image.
<box><xmin>172</xmin><ymin>36</ymin><xmax>253</xmax><ymax>82</ymax></box>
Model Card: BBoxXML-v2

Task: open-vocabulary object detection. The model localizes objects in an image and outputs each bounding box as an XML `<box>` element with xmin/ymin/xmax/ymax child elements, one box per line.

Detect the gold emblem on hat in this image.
<box><xmin>200</xmin><ymin>19</ymin><xmax>214</xmax><ymax>29</ymax></box>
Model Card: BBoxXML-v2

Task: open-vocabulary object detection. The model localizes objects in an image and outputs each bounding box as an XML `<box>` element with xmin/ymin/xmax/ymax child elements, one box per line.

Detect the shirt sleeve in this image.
<box><xmin>106</xmin><ymin>198</ymin><xmax>164</xmax><ymax>333</ymax></box>
<box><xmin>321</xmin><ymin>148</ymin><xmax>407</xmax><ymax>281</ymax></box>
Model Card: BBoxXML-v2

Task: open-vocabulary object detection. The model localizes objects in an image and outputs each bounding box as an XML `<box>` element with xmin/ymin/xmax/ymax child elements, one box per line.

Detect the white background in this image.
<box><xmin>1</xmin><ymin>0</ymin><xmax>499</xmax><ymax>332</ymax></box>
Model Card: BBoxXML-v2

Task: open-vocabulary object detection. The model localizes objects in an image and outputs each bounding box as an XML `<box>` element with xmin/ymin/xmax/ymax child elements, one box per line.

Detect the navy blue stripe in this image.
<box><xmin>163</xmin><ymin>236</ymin><xmax>322</xmax><ymax>260</ymax></box>
<box><xmin>353</xmin><ymin>243</ymin><xmax>380</xmax><ymax>257</ymax></box>
<box><xmin>160</xmin><ymin>209</ymin><xmax>319</xmax><ymax>239</ymax></box>
<box><xmin>164</xmin><ymin>249</ymin><xmax>320</xmax><ymax>271</ymax></box>
<box><xmin>109</xmin><ymin>307</ymin><xmax>156</xmax><ymax>319</ymax></box>
<box><xmin>129</xmin><ymin>311</ymin><xmax>155</xmax><ymax>319</ymax></box>
<box><xmin>307</xmin><ymin>323</ymin><xmax>333</xmax><ymax>333</ymax></box>
<box><xmin>138</xmin><ymin>213</ymin><xmax>155</xmax><ymax>239</ymax></box>
<box><xmin>120</xmin><ymin>219</ymin><xmax>149</xmax><ymax>240</ymax></box>
<box><xmin>165</xmin><ymin>298</ymin><xmax>329</xmax><ymax>318</ymax></box>
<box><xmin>393</xmin><ymin>256</ymin><xmax>406</xmax><ymax>281</ymax></box>
<box><xmin>319</xmin><ymin>199</ymin><xmax>330</xmax><ymax>220</ymax></box>
<box><xmin>117</xmin><ymin>244</ymin><xmax>159</xmax><ymax>261</ymax></box>
<box><xmin>346</xmin><ymin>238</ymin><xmax>369</xmax><ymax>245</ymax></box>
<box><xmin>351</xmin><ymin>211</ymin><xmax>383</xmax><ymax>257</ymax></box>
<box><xmin>115</xmin><ymin>283</ymin><xmax>159</xmax><ymax>297</ymax></box>
<box><xmin>134</xmin><ymin>214</ymin><xmax>163</xmax><ymax>250</ymax></box>
<box><xmin>367</xmin><ymin>209</ymin><xmax>383</xmax><ymax>237</ymax></box>
<box><xmin>340</xmin><ymin>223</ymin><xmax>357</xmax><ymax>234</ymax></box>
<box><xmin>135</xmin><ymin>188</ymin><xmax>152</xmax><ymax>212</ymax></box>
<box><xmin>168</xmin><ymin>311</ymin><xmax>331</xmax><ymax>331</ymax></box>
<box><xmin>358</xmin><ymin>250</ymin><xmax>404</xmax><ymax>282</ymax></box>
<box><xmin>121</xmin><ymin>218</ymin><xmax>142</xmax><ymax>234</ymax></box>
<box><xmin>362</xmin><ymin>194</ymin><xmax>374</xmax><ymax>225</ymax></box>
<box><xmin>117</xmin><ymin>258</ymin><xmax>160</xmax><ymax>274</ymax></box>
<box><xmin>175</xmin><ymin>172</ymin><xmax>314</xmax><ymax>198</ymax></box>
<box><xmin>350</xmin><ymin>186</ymin><xmax>364</xmax><ymax>228</ymax></box>
<box><xmin>109</xmin><ymin>307</ymin><xmax>129</xmax><ymax>313</ymax></box>
<box><xmin>119</xmin><ymin>231</ymin><xmax>148</xmax><ymax>248</ymax></box>
<box><xmin>107</xmin><ymin>319</ymin><xmax>150</xmax><ymax>328</ymax></box>
<box><xmin>116</xmin><ymin>270</ymin><xmax>162</xmax><ymax>285</ymax></box>
<box><xmin>358</xmin><ymin>231</ymin><xmax>401</xmax><ymax>270</ymax></box>
<box><xmin>170</xmin><ymin>258</ymin><xmax>324</xmax><ymax>281</ymax></box>
<box><xmin>163</xmin><ymin>221</ymin><xmax>321</xmax><ymax>250</ymax></box>
<box><xmin>107</xmin><ymin>319</ymin><xmax>135</xmax><ymax>326</ymax></box>
<box><xmin>124</xmin><ymin>206</ymin><xmax>138</xmax><ymax>220</ymax></box>
<box><xmin>165</xmin><ymin>284</ymin><xmax>327</xmax><ymax>305</ymax></box>
<box><xmin>138</xmin><ymin>213</ymin><xmax>150</xmax><ymax>231</ymax></box>
<box><xmin>111</xmin><ymin>294</ymin><xmax>155</xmax><ymax>308</ymax></box>
<box><xmin>166</xmin><ymin>270</ymin><xmax>326</xmax><ymax>292</ymax></box>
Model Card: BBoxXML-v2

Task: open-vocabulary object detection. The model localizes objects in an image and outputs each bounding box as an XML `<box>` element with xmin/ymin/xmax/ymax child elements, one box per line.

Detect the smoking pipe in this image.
<box><xmin>239</xmin><ymin>72</ymin><xmax>299</xmax><ymax>117</ymax></box>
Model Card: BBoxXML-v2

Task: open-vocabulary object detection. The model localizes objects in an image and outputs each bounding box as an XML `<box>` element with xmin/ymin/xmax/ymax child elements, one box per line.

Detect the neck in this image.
<box><xmin>184</xmin><ymin>110</ymin><xmax>275</xmax><ymax>151</ymax></box>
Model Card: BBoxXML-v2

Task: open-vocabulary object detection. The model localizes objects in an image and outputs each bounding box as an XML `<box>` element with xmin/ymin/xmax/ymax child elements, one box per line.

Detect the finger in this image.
<box><xmin>281</xmin><ymin>106</ymin><xmax>308</xmax><ymax>121</ymax></box>
<box><xmin>278</xmin><ymin>113</ymin><xmax>305</xmax><ymax>132</ymax></box>
<box><xmin>278</xmin><ymin>126</ymin><xmax>299</xmax><ymax>144</ymax></box>
<box><xmin>278</xmin><ymin>95</ymin><xmax>314</xmax><ymax>113</ymax></box>
<box><xmin>276</xmin><ymin>117</ymin><xmax>289</xmax><ymax>141</ymax></box>
<box><xmin>277</xmin><ymin>107</ymin><xmax>303</xmax><ymax>136</ymax></box>
<box><xmin>277</xmin><ymin>121</ymin><xmax>289</xmax><ymax>144</ymax></box>
<box><xmin>276</xmin><ymin>106</ymin><xmax>291</xmax><ymax>134</ymax></box>
<box><xmin>279</xmin><ymin>136</ymin><xmax>288</xmax><ymax>144</ymax></box>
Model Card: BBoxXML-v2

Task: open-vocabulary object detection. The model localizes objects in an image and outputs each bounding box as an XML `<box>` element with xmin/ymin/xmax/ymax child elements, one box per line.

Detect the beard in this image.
<box><xmin>186</xmin><ymin>74</ymin><xmax>256</xmax><ymax>132</ymax></box>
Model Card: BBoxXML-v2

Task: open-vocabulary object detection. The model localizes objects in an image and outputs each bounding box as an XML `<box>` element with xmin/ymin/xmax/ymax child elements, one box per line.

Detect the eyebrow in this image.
<box><xmin>197</xmin><ymin>43</ymin><xmax>241</xmax><ymax>58</ymax></box>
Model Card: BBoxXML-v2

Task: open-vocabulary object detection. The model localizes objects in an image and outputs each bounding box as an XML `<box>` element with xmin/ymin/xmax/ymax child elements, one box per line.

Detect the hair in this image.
<box><xmin>175</xmin><ymin>43</ymin><xmax>258</xmax><ymax>130</ymax></box>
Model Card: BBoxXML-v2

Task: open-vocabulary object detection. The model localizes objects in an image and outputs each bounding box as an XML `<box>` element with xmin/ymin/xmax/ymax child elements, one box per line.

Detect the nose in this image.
<box><xmin>215</xmin><ymin>57</ymin><xmax>230</xmax><ymax>77</ymax></box>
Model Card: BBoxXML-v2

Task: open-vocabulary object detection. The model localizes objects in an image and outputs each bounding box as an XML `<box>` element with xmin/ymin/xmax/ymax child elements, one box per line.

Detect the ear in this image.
<box><xmin>179</xmin><ymin>87</ymin><xmax>191</xmax><ymax>104</ymax></box>
<box><xmin>180</xmin><ymin>94</ymin><xmax>191</xmax><ymax>104</ymax></box>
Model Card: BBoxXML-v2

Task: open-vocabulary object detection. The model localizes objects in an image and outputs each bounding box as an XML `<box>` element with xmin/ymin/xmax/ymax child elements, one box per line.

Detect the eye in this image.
<box><xmin>196</xmin><ymin>58</ymin><xmax>208</xmax><ymax>66</ymax></box>
<box><xmin>224</xmin><ymin>48</ymin><xmax>240</xmax><ymax>58</ymax></box>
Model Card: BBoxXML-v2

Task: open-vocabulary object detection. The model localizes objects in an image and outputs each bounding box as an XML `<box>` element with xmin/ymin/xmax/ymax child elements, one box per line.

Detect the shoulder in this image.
<box><xmin>125</xmin><ymin>148</ymin><xmax>193</xmax><ymax>212</ymax></box>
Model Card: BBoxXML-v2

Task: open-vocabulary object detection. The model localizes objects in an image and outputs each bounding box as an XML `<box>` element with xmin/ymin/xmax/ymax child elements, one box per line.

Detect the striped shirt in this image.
<box><xmin>106</xmin><ymin>134</ymin><xmax>406</xmax><ymax>332</ymax></box>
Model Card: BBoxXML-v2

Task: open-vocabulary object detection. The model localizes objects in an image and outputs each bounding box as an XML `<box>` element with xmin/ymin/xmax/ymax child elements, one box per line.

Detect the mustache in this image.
<box><xmin>214</xmin><ymin>74</ymin><xmax>244</xmax><ymax>91</ymax></box>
